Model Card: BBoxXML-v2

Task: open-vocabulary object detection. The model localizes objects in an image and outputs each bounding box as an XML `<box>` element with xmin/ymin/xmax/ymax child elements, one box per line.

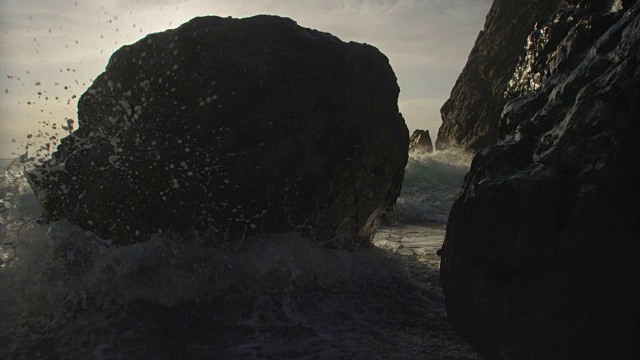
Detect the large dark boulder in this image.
<box><xmin>440</xmin><ymin>1</ymin><xmax>640</xmax><ymax>359</ymax></box>
<box><xmin>408</xmin><ymin>129</ymin><xmax>433</xmax><ymax>154</ymax></box>
<box><xmin>435</xmin><ymin>0</ymin><xmax>568</xmax><ymax>152</ymax></box>
<box><xmin>27</xmin><ymin>15</ymin><xmax>409</xmax><ymax>247</ymax></box>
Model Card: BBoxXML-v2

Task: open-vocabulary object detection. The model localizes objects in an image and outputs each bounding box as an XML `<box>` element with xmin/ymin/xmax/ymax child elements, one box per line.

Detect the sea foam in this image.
<box><xmin>0</xmin><ymin>154</ymin><xmax>479</xmax><ymax>359</ymax></box>
<box><xmin>387</xmin><ymin>149</ymin><xmax>472</xmax><ymax>225</ymax></box>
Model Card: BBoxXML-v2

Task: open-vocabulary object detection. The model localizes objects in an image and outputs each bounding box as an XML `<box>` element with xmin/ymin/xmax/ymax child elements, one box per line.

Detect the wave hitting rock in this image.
<box><xmin>26</xmin><ymin>15</ymin><xmax>409</xmax><ymax>247</ymax></box>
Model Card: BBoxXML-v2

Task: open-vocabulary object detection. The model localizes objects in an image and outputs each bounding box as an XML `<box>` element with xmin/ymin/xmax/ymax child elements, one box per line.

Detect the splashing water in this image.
<box><xmin>387</xmin><ymin>149</ymin><xmax>472</xmax><ymax>225</ymax></box>
<box><xmin>0</xmin><ymin>153</ymin><xmax>478</xmax><ymax>359</ymax></box>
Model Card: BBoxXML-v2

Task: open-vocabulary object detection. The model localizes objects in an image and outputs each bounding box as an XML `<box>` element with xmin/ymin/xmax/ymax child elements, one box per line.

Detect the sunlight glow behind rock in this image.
<box><xmin>0</xmin><ymin>0</ymin><xmax>491</xmax><ymax>157</ymax></box>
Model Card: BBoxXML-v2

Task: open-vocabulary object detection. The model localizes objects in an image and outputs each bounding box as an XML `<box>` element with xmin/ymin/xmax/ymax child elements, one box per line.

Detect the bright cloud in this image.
<box><xmin>0</xmin><ymin>0</ymin><xmax>491</xmax><ymax>157</ymax></box>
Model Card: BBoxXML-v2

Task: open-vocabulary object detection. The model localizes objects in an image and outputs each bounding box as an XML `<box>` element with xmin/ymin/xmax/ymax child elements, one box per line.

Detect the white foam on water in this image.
<box><xmin>388</xmin><ymin>149</ymin><xmax>472</xmax><ymax>225</ymax></box>
<box><xmin>0</xmin><ymin>156</ymin><xmax>480</xmax><ymax>359</ymax></box>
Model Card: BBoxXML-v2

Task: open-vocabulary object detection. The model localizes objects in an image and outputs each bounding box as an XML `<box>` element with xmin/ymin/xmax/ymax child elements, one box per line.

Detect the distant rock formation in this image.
<box><xmin>27</xmin><ymin>15</ymin><xmax>409</xmax><ymax>248</ymax></box>
<box><xmin>435</xmin><ymin>0</ymin><xmax>568</xmax><ymax>152</ymax></box>
<box><xmin>440</xmin><ymin>1</ymin><xmax>640</xmax><ymax>359</ymax></box>
<box><xmin>408</xmin><ymin>129</ymin><xmax>433</xmax><ymax>153</ymax></box>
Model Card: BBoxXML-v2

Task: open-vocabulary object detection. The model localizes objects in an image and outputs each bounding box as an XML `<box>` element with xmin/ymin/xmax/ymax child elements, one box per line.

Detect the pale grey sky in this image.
<box><xmin>0</xmin><ymin>0</ymin><xmax>491</xmax><ymax>158</ymax></box>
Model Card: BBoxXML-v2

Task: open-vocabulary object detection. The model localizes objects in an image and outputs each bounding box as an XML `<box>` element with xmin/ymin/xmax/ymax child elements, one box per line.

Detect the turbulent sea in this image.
<box><xmin>0</xmin><ymin>151</ymin><xmax>479</xmax><ymax>359</ymax></box>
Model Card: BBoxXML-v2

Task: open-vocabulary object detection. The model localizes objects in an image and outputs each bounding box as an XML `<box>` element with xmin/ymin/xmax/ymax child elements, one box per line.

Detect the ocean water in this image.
<box><xmin>0</xmin><ymin>152</ymin><xmax>479</xmax><ymax>359</ymax></box>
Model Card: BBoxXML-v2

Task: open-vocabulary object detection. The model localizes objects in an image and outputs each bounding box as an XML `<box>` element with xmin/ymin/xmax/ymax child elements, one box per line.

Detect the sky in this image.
<box><xmin>0</xmin><ymin>0</ymin><xmax>492</xmax><ymax>158</ymax></box>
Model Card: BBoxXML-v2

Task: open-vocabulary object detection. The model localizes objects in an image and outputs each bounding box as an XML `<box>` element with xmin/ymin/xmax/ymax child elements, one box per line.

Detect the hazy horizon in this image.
<box><xmin>0</xmin><ymin>0</ymin><xmax>492</xmax><ymax>158</ymax></box>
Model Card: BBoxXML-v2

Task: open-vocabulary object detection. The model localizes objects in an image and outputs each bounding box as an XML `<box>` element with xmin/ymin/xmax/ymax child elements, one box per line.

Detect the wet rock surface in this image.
<box><xmin>408</xmin><ymin>129</ymin><xmax>433</xmax><ymax>153</ymax></box>
<box><xmin>436</xmin><ymin>0</ymin><xmax>568</xmax><ymax>152</ymax></box>
<box><xmin>26</xmin><ymin>15</ymin><xmax>409</xmax><ymax>247</ymax></box>
<box><xmin>440</xmin><ymin>1</ymin><xmax>640</xmax><ymax>359</ymax></box>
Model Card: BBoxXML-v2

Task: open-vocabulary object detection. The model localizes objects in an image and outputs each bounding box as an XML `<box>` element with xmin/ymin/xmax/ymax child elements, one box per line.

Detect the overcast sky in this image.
<box><xmin>0</xmin><ymin>0</ymin><xmax>492</xmax><ymax>158</ymax></box>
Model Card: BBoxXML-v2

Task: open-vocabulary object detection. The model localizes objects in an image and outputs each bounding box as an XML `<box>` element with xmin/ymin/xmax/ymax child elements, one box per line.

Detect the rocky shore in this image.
<box><xmin>440</xmin><ymin>1</ymin><xmax>640</xmax><ymax>358</ymax></box>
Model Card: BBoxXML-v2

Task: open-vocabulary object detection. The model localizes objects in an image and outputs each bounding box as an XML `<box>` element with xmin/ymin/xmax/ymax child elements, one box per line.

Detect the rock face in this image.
<box><xmin>408</xmin><ymin>129</ymin><xmax>433</xmax><ymax>153</ymax></box>
<box><xmin>440</xmin><ymin>1</ymin><xmax>640</xmax><ymax>359</ymax></box>
<box><xmin>435</xmin><ymin>0</ymin><xmax>568</xmax><ymax>152</ymax></box>
<box><xmin>27</xmin><ymin>15</ymin><xmax>409</xmax><ymax>247</ymax></box>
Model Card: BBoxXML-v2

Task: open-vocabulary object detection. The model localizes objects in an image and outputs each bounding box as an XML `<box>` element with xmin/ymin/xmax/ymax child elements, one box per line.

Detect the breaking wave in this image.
<box><xmin>0</xmin><ymin>154</ymin><xmax>477</xmax><ymax>359</ymax></box>
<box><xmin>388</xmin><ymin>149</ymin><xmax>472</xmax><ymax>225</ymax></box>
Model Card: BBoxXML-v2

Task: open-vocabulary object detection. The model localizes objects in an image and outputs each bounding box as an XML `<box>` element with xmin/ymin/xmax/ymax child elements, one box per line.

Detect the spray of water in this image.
<box><xmin>386</xmin><ymin>149</ymin><xmax>472</xmax><ymax>225</ymax></box>
<box><xmin>0</xmin><ymin>153</ymin><xmax>479</xmax><ymax>358</ymax></box>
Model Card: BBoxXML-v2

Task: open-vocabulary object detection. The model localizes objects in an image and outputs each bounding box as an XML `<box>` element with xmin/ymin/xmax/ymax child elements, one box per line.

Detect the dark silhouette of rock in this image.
<box><xmin>27</xmin><ymin>15</ymin><xmax>409</xmax><ymax>247</ymax></box>
<box><xmin>408</xmin><ymin>129</ymin><xmax>433</xmax><ymax>153</ymax></box>
<box><xmin>440</xmin><ymin>1</ymin><xmax>640</xmax><ymax>359</ymax></box>
<box><xmin>435</xmin><ymin>0</ymin><xmax>568</xmax><ymax>152</ymax></box>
